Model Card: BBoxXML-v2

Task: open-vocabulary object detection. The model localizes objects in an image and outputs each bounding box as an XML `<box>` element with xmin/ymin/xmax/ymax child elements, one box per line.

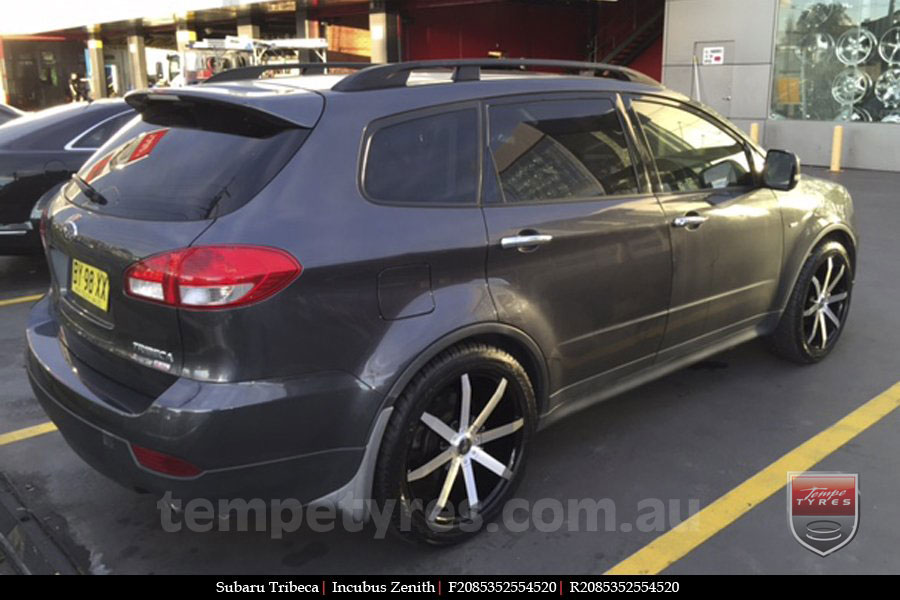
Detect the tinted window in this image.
<box><xmin>364</xmin><ymin>108</ymin><xmax>478</xmax><ymax>205</ymax></box>
<box><xmin>67</xmin><ymin>103</ymin><xmax>308</xmax><ymax>221</ymax></box>
<box><xmin>488</xmin><ymin>98</ymin><xmax>639</xmax><ymax>204</ymax></box>
<box><xmin>70</xmin><ymin>110</ymin><xmax>135</xmax><ymax>149</ymax></box>
<box><xmin>633</xmin><ymin>101</ymin><xmax>752</xmax><ymax>192</ymax></box>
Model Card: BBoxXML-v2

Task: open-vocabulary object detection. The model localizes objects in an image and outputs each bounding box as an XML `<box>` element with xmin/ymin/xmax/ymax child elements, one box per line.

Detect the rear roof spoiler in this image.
<box><xmin>124</xmin><ymin>86</ymin><xmax>324</xmax><ymax>128</ymax></box>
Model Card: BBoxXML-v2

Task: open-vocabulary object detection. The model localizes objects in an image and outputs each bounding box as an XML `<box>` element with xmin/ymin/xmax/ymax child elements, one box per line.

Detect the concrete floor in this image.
<box><xmin>0</xmin><ymin>167</ymin><xmax>898</xmax><ymax>574</ymax></box>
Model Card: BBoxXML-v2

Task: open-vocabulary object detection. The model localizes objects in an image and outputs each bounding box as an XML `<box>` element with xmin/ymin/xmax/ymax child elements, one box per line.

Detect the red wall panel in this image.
<box><xmin>402</xmin><ymin>2</ymin><xmax>592</xmax><ymax>61</ymax></box>
<box><xmin>627</xmin><ymin>35</ymin><xmax>663</xmax><ymax>81</ymax></box>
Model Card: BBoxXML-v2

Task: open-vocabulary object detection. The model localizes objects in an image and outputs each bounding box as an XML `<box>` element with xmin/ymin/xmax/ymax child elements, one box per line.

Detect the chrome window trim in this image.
<box><xmin>63</xmin><ymin>110</ymin><xmax>133</xmax><ymax>152</ymax></box>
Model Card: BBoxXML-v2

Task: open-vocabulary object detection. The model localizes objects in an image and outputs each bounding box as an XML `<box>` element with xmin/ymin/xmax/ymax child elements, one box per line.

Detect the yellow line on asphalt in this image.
<box><xmin>606</xmin><ymin>381</ymin><xmax>900</xmax><ymax>575</ymax></box>
<box><xmin>0</xmin><ymin>293</ymin><xmax>43</xmax><ymax>307</ymax></box>
<box><xmin>0</xmin><ymin>422</ymin><xmax>58</xmax><ymax>447</ymax></box>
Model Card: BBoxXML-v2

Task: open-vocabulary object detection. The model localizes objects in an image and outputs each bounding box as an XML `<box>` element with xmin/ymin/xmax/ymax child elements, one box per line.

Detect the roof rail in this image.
<box><xmin>330</xmin><ymin>59</ymin><xmax>661</xmax><ymax>92</ymax></box>
<box><xmin>203</xmin><ymin>62</ymin><xmax>372</xmax><ymax>84</ymax></box>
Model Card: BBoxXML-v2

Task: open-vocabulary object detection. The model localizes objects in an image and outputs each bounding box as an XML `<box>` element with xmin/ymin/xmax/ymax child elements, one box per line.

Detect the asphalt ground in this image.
<box><xmin>0</xmin><ymin>167</ymin><xmax>897</xmax><ymax>574</ymax></box>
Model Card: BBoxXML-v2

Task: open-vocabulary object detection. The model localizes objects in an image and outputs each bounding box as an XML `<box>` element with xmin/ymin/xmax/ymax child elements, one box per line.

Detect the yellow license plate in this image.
<box><xmin>71</xmin><ymin>258</ymin><xmax>110</xmax><ymax>311</ymax></box>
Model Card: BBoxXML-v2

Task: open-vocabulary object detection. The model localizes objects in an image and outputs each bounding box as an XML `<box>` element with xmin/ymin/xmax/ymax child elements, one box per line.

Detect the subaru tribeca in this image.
<box><xmin>26</xmin><ymin>59</ymin><xmax>857</xmax><ymax>544</ymax></box>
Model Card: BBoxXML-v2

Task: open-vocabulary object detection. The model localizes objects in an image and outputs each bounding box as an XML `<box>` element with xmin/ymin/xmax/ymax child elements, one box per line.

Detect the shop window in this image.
<box><xmin>772</xmin><ymin>0</ymin><xmax>900</xmax><ymax>124</ymax></box>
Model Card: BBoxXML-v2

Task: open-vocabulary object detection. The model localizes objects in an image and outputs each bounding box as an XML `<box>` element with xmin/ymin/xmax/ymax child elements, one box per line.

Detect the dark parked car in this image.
<box><xmin>27</xmin><ymin>60</ymin><xmax>857</xmax><ymax>544</ymax></box>
<box><xmin>0</xmin><ymin>100</ymin><xmax>134</xmax><ymax>254</ymax></box>
<box><xmin>0</xmin><ymin>103</ymin><xmax>24</xmax><ymax>125</ymax></box>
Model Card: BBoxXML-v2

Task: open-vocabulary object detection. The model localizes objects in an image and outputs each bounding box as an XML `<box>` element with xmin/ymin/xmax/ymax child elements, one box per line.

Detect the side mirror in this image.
<box><xmin>763</xmin><ymin>149</ymin><xmax>800</xmax><ymax>191</ymax></box>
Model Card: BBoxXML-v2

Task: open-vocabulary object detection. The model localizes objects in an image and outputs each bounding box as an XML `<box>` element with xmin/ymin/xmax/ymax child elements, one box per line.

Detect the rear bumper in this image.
<box><xmin>26</xmin><ymin>296</ymin><xmax>381</xmax><ymax>503</ymax></box>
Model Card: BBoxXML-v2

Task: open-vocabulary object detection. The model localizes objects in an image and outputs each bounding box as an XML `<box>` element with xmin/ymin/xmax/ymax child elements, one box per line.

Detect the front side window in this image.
<box><xmin>632</xmin><ymin>101</ymin><xmax>752</xmax><ymax>193</ymax></box>
<box><xmin>487</xmin><ymin>98</ymin><xmax>639</xmax><ymax>203</ymax></box>
<box><xmin>363</xmin><ymin>108</ymin><xmax>478</xmax><ymax>205</ymax></box>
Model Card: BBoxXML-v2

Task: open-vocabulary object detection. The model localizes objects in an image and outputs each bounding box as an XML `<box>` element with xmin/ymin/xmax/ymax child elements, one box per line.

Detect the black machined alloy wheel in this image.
<box><xmin>374</xmin><ymin>343</ymin><xmax>536</xmax><ymax>545</ymax></box>
<box><xmin>770</xmin><ymin>240</ymin><xmax>854</xmax><ymax>364</ymax></box>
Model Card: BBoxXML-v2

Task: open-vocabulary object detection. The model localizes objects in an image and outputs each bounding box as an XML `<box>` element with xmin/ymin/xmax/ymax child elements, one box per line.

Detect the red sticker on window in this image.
<box><xmin>127</xmin><ymin>129</ymin><xmax>169</xmax><ymax>162</ymax></box>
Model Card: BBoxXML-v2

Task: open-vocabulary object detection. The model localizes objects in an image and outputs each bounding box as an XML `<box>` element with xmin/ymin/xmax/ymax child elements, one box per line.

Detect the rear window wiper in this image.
<box><xmin>72</xmin><ymin>173</ymin><xmax>108</xmax><ymax>205</ymax></box>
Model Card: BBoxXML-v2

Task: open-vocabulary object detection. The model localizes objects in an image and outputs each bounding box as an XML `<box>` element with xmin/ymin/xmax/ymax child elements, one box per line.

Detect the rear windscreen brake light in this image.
<box><xmin>124</xmin><ymin>246</ymin><xmax>301</xmax><ymax>309</ymax></box>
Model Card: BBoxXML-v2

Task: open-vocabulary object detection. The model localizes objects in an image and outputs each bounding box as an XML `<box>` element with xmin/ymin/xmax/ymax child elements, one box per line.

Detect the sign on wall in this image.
<box><xmin>702</xmin><ymin>46</ymin><xmax>726</xmax><ymax>65</ymax></box>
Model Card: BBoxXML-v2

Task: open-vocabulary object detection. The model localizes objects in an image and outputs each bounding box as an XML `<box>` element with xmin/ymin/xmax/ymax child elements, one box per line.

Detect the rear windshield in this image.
<box><xmin>66</xmin><ymin>101</ymin><xmax>308</xmax><ymax>221</ymax></box>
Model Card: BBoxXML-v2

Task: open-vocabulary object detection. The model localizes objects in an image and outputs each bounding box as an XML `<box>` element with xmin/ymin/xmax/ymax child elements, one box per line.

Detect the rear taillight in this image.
<box><xmin>124</xmin><ymin>245</ymin><xmax>301</xmax><ymax>309</ymax></box>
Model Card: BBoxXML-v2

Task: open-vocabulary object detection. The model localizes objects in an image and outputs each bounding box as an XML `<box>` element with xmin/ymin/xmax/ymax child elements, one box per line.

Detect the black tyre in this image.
<box><xmin>373</xmin><ymin>343</ymin><xmax>536</xmax><ymax>545</ymax></box>
<box><xmin>769</xmin><ymin>240</ymin><xmax>853</xmax><ymax>364</ymax></box>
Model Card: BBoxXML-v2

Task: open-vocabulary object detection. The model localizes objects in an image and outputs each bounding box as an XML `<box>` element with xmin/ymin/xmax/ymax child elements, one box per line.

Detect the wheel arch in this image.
<box><xmin>382</xmin><ymin>322</ymin><xmax>551</xmax><ymax>416</ymax></box>
<box><xmin>775</xmin><ymin>222</ymin><xmax>858</xmax><ymax>314</ymax></box>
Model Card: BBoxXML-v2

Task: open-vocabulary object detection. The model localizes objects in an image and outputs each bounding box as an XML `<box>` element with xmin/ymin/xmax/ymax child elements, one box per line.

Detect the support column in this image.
<box><xmin>127</xmin><ymin>31</ymin><xmax>148</xmax><ymax>90</ymax></box>
<box><xmin>237</xmin><ymin>13</ymin><xmax>261</xmax><ymax>41</ymax></box>
<box><xmin>369</xmin><ymin>1</ymin><xmax>400</xmax><ymax>63</ymax></box>
<box><xmin>86</xmin><ymin>31</ymin><xmax>107</xmax><ymax>99</ymax></box>
<box><xmin>175</xmin><ymin>18</ymin><xmax>196</xmax><ymax>54</ymax></box>
<box><xmin>295</xmin><ymin>1</ymin><xmax>312</xmax><ymax>62</ymax></box>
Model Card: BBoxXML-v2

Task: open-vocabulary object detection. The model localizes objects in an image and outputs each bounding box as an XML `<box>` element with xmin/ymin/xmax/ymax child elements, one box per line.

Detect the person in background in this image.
<box><xmin>68</xmin><ymin>72</ymin><xmax>88</xmax><ymax>102</ymax></box>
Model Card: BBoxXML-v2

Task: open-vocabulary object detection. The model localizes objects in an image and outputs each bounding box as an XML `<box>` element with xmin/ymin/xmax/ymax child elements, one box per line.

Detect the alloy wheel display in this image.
<box><xmin>832</xmin><ymin>68</ymin><xmax>872</xmax><ymax>104</ymax></box>
<box><xmin>836</xmin><ymin>28</ymin><xmax>877</xmax><ymax>65</ymax></box>
<box><xmin>879</xmin><ymin>27</ymin><xmax>900</xmax><ymax>64</ymax></box>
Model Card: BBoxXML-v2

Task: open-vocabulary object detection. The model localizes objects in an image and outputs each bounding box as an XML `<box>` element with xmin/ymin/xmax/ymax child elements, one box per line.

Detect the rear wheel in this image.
<box><xmin>373</xmin><ymin>343</ymin><xmax>536</xmax><ymax>545</ymax></box>
<box><xmin>769</xmin><ymin>240</ymin><xmax>853</xmax><ymax>363</ymax></box>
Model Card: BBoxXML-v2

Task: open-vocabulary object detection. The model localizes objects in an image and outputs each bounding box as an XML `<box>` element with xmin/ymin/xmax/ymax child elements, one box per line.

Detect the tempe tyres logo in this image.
<box><xmin>788</xmin><ymin>472</ymin><xmax>859</xmax><ymax>556</ymax></box>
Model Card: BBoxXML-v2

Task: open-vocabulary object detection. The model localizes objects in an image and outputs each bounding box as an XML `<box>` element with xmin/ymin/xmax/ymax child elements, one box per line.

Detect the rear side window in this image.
<box><xmin>632</xmin><ymin>101</ymin><xmax>752</xmax><ymax>192</ymax></box>
<box><xmin>67</xmin><ymin>101</ymin><xmax>308</xmax><ymax>221</ymax></box>
<box><xmin>363</xmin><ymin>108</ymin><xmax>478</xmax><ymax>205</ymax></box>
<box><xmin>487</xmin><ymin>98</ymin><xmax>639</xmax><ymax>204</ymax></box>
<box><xmin>69</xmin><ymin>111</ymin><xmax>135</xmax><ymax>149</ymax></box>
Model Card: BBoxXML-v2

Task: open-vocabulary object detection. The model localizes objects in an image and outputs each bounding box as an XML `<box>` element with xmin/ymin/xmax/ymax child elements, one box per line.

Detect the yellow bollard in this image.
<box><xmin>830</xmin><ymin>125</ymin><xmax>844</xmax><ymax>172</ymax></box>
<box><xmin>749</xmin><ymin>122</ymin><xmax>760</xmax><ymax>144</ymax></box>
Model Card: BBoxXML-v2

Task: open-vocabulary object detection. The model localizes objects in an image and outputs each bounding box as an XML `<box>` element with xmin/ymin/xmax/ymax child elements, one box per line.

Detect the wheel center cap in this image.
<box><xmin>455</xmin><ymin>436</ymin><xmax>473</xmax><ymax>456</ymax></box>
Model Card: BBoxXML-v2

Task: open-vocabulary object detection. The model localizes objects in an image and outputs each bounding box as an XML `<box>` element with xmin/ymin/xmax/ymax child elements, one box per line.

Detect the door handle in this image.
<box><xmin>500</xmin><ymin>233</ymin><xmax>553</xmax><ymax>250</ymax></box>
<box><xmin>672</xmin><ymin>215</ymin><xmax>709</xmax><ymax>229</ymax></box>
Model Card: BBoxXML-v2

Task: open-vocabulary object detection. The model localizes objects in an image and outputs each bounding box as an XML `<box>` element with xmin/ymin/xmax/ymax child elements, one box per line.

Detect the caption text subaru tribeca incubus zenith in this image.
<box><xmin>26</xmin><ymin>59</ymin><xmax>857</xmax><ymax>544</ymax></box>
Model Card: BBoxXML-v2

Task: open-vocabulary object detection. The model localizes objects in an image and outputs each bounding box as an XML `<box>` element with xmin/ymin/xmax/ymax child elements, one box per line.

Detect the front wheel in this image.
<box><xmin>373</xmin><ymin>343</ymin><xmax>536</xmax><ymax>545</ymax></box>
<box><xmin>769</xmin><ymin>240</ymin><xmax>853</xmax><ymax>363</ymax></box>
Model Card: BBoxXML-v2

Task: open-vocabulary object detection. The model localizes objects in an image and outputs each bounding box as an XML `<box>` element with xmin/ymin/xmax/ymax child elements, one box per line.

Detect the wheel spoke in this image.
<box><xmin>430</xmin><ymin>456</ymin><xmax>461</xmax><ymax>521</ymax></box>
<box><xmin>826</xmin><ymin>264</ymin><xmax>846</xmax><ymax>294</ymax></box>
<box><xmin>421</xmin><ymin>412</ymin><xmax>456</xmax><ymax>443</ymax></box>
<box><xmin>819</xmin><ymin>311</ymin><xmax>829</xmax><ymax>348</ymax></box>
<box><xmin>461</xmin><ymin>456</ymin><xmax>479</xmax><ymax>511</ymax></box>
<box><xmin>810</xmin><ymin>276</ymin><xmax>823</xmax><ymax>298</ymax></box>
<box><xmin>803</xmin><ymin>303</ymin><xmax>819</xmax><ymax>317</ymax></box>
<box><xmin>468</xmin><ymin>377</ymin><xmax>508</xmax><ymax>433</ymax></box>
<box><xmin>407</xmin><ymin>447</ymin><xmax>454</xmax><ymax>482</ymax></box>
<box><xmin>821</xmin><ymin>257</ymin><xmax>834</xmax><ymax>294</ymax></box>
<box><xmin>476</xmin><ymin>418</ymin><xmax>525</xmax><ymax>445</ymax></box>
<box><xmin>470</xmin><ymin>446</ymin><xmax>512</xmax><ymax>479</ymax></box>
<box><xmin>827</xmin><ymin>291</ymin><xmax>848</xmax><ymax>304</ymax></box>
<box><xmin>459</xmin><ymin>374</ymin><xmax>471</xmax><ymax>433</ymax></box>
<box><xmin>807</xmin><ymin>312</ymin><xmax>820</xmax><ymax>345</ymax></box>
<box><xmin>824</xmin><ymin>305</ymin><xmax>842</xmax><ymax>328</ymax></box>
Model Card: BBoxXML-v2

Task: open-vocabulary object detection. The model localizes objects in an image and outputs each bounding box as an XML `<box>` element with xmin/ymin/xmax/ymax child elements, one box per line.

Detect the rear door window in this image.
<box><xmin>487</xmin><ymin>97</ymin><xmax>640</xmax><ymax>203</ymax></box>
<box><xmin>363</xmin><ymin>107</ymin><xmax>478</xmax><ymax>205</ymax></box>
<box><xmin>67</xmin><ymin>101</ymin><xmax>308</xmax><ymax>221</ymax></box>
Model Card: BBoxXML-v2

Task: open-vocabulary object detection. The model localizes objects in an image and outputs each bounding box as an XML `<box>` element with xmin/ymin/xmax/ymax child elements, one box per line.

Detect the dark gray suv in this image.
<box><xmin>26</xmin><ymin>59</ymin><xmax>857</xmax><ymax>544</ymax></box>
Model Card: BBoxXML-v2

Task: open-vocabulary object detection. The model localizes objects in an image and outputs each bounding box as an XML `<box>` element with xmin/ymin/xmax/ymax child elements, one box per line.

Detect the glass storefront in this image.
<box><xmin>772</xmin><ymin>0</ymin><xmax>900</xmax><ymax>124</ymax></box>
